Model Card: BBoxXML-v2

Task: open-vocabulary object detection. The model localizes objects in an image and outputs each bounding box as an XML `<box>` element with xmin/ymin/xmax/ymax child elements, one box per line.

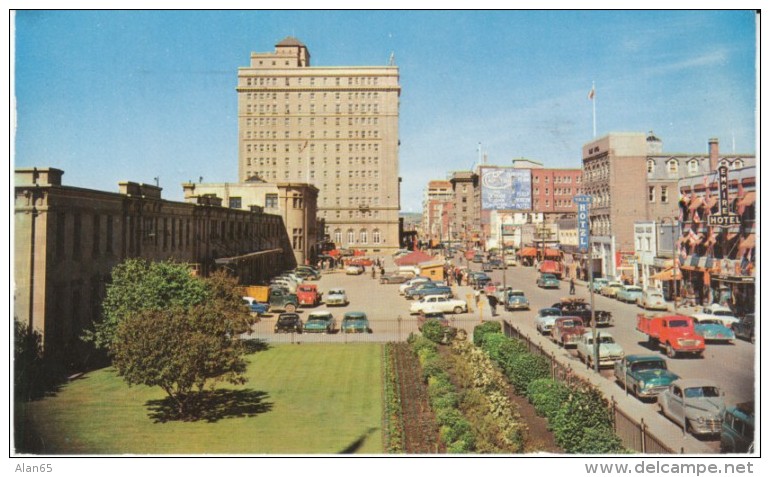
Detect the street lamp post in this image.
<box><xmin>658</xmin><ymin>217</ymin><xmax>679</xmax><ymax>314</ymax></box>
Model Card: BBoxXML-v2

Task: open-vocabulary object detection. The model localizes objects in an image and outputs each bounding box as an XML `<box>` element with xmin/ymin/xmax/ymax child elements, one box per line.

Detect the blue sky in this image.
<box><xmin>12</xmin><ymin>10</ymin><xmax>757</xmax><ymax>212</ymax></box>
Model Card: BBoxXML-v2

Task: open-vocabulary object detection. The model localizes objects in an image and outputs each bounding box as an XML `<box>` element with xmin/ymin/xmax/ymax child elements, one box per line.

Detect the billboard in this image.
<box><xmin>480</xmin><ymin>167</ymin><xmax>531</xmax><ymax>210</ymax></box>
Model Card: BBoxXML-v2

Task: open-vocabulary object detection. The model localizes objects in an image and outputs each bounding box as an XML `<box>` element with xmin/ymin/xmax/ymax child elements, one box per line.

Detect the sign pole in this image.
<box><xmin>574</xmin><ymin>194</ymin><xmax>598</xmax><ymax>373</ymax></box>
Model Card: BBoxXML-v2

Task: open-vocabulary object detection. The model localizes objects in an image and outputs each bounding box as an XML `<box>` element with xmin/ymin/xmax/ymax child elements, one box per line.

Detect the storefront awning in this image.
<box><xmin>519</xmin><ymin>247</ymin><xmax>538</xmax><ymax>257</ymax></box>
<box><xmin>649</xmin><ymin>268</ymin><xmax>683</xmax><ymax>281</ymax></box>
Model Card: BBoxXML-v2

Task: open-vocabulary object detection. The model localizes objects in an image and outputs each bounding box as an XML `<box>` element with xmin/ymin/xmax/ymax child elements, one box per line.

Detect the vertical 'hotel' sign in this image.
<box><xmin>707</xmin><ymin>166</ymin><xmax>741</xmax><ymax>227</ymax></box>
<box><xmin>573</xmin><ymin>194</ymin><xmax>592</xmax><ymax>253</ymax></box>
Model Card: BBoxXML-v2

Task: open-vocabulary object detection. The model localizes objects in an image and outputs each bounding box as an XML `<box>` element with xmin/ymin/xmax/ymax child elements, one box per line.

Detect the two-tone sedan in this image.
<box><xmin>616</xmin><ymin>285</ymin><xmax>644</xmax><ymax>303</ymax></box>
<box><xmin>600</xmin><ymin>281</ymin><xmax>625</xmax><ymax>298</ymax></box>
<box><xmin>410</xmin><ymin>295</ymin><xmax>467</xmax><ymax>315</ymax></box>
<box><xmin>504</xmin><ymin>290</ymin><xmax>530</xmax><ymax>311</ymax></box>
<box><xmin>534</xmin><ymin>307</ymin><xmax>562</xmax><ymax>335</ymax></box>
<box><xmin>691</xmin><ymin>316</ymin><xmax>735</xmax><ymax>343</ymax></box>
<box><xmin>303</xmin><ymin>311</ymin><xmax>337</xmax><ymax>334</ymax></box>
<box><xmin>341</xmin><ymin>311</ymin><xmax>370</xmax><ymax>333</ymax></box>
<box><xmin>614</xmin><ymin>354</ymin><xmax>680</xmax><ymax>401</ymax></box>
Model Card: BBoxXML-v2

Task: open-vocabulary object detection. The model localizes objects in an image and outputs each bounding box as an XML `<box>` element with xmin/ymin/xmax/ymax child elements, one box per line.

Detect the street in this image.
<box><xmin>245</xmin><ymin>253</ymin><xmax>756</xmax><ymax>454</ymax></box>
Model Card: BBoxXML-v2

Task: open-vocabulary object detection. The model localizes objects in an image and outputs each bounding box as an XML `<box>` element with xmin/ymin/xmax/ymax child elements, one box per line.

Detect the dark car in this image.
<box><xmin>274</xmin><ymin>313</ymin><xmax>303</xmax><ymax>333</ymax></box>
<box><xmin>472</xmin><ymin>273</ymin><xmax>492</xmax><ymax>290</ymax></box>
<box><xmin>341</xmin><ymin>311</ymin><xmax>370</xmax><ymax>333</ymax></box>
<box><xmin>489</xmin><ymin>258</ymin><xmax>504</xmax><ymax>269</ymax></box>
<box><xmin>481</xmin><ymin>262</ymin><xmax>493</xmax><ymax>272</ymax></box>
<box><xmin>411</xmin><ymin>286</ymin><xmax>453</xmax><ymax>300</ymax></box>
<box><xmin>732</xmin><ymin>313</ymin><xmax>755</xmax><ymax>343</ymax></box>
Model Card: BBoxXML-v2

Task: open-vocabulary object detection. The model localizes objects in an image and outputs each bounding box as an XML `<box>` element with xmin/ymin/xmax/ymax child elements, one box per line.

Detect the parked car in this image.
<box><xmin>325</xmin><ymin>288</ymin><xmax>349</xmax><ymax>306</ymax></box>
<box><xmin>481</xmin><ymin>262</ymin><xmax>493</xmax><ymax>272</ymax></box>
<box><xmin>296</xmin><ymin>284</ymin><xmax>322</xmax><ymax>307</ymax></box>
<box><xmin>657</xmin><ymin>379</ymin><xmax>725</xmax><ymax>437</ymax></box>
<box><xmin>341</xmin><ymin>311</ymin><xmax>370</xmax><ymax>333</ymax></box>
<box><xmin>489</xmin><ymin>258</ymin><xmax>504</xmax><ymax>269</ymax></box>
<box><xmin>242</xmin><ymin>296</ymin><xmax>268</xmax><ymax>316</ymax></box>
<box><xmin>732</xmin><ymin>313</ymin><xmax>755</xmax><ymax>343</ymax></box>
<box><xmin>266</xmin><ymin>287</ymin><xmax>299</xmax><ymax>312</ymax></box>
<box><xmin>591</xmin><ymin>277</ymin><xmax>609</xmax><ymax>293</ymax></box>
<box><xmin>404</xmin><ymin>281</ymin><xmax>441</xmax><ymax>299</ymax></box>
<box><xmin>504</xmin><ymin>256</ymin><xmax>518</xmax><ymax>267</ymax></box>
<box><xmin>409</xmin><ymin>285</ymin><xmax>453</xmax><ymax>301</ymax></box>
<box><xmin>534</xmin><ymin>307</ymin><xmax>562</xmax><ymax>335</ymax></box>
<box><xmin>274</xmin><ymin>313</ymin><xmax>303</xmax><ymax>333</ymax></box>
<box><xmin>303</xmin><ymin>311</ymin><xmax>336</xmax><ymax>334</ymax></box>
<box><xmin>638</xmin><ymin>288</ymin><xmax>668</xmax><ymax>310</ymax></box>
<box><xmin>399</xmin><ymin>277</ymin><xmax>432</xmax><ymax>294</ymax></box>
<box><xmin>576</xmin><ymin>331</ymin><xmax>625</xmax><ymax>368</ymax></box>
<box><xmin>270</xmin><ymin>278</ymin><xmax>298</xmax><ymax>293</ymax></box>
<box><xmin>345</xmin><ymin>264</ymin><xmax>365</xmax><ymax>275</ymax></box>
<box><xmin>294</xmin><ymin>267</ymin><xmax>321</xmax><ymax>280</ymax></box>
<box><xmin>474</xmin><ymin>273</ymin><xmax>492</xmax><ymax>290</ymax></box>
<box><xmin>551</xmin><ymin>316</ymin><xmax>585</xmax><ymax>348</ymax></box>
<box><xmin>691</xmin><ymin>315</ymin><xmax>735</xmax><ymax>343</ymax></box>
<box><xmin>691</xmin><ymin>304</ymin><xmax>740</xmax><ymax>328</ymax></box>
<box><xmin>417</xmin><ymin>311</ymin><xmax>450</xmax><ymax>331</ymax></box>
<box><xmin>504</xmin><ymin>289</ymin><xmax>530</xmax><ymax>311</ymax></box>
<box><xmin>600</xmin><ymin>281</ymin><xmax>625</xmax><ymax>298</ymax></box>
<box><xmin>550</xmin><ymin>297</ymin><xmax>613</xmax><ymax>327</ymax></box>
<box><xmin>379</xmin><ymin>273</ymin><xmax>410</xmax><ymax>284</ymax></box>
<box><xmin>536</xmin><ymin>273</ymin><xmax>560</xmax><ymax>289</ymax></box>
<box><xmin>720</xmin><ymin>401</ymin><xmax>754</xmax><ymax>453</ymax></box>
<box><xmin>616</xmin><ymin>285</ymin><xmax>644</xmax><ymax>303</ymax></box>
<box><xmin>614</xmin><ymin>354</ymin><xmax>680</xmax><ymax>401</ymax></box>
<box><xmin>410</xmin><ymin>295</ymin><xmax>467</xmax><ymax>315</ymax></box>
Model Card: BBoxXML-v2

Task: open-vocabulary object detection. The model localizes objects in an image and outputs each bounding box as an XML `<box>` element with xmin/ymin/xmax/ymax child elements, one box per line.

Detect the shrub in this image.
<box><xmin>481</xmin><ymin>333</ymin><xmax>527</xmax><ymax>364</ymax></box>
<box><xmin>552</xmin><ymin>385</ymin><xmax>616</xmax><ymax>453</ymax></box>
<box><xmin>527</xmin><ymin>378</ymin><xmax>571</xmax><ymax>422</ymax></box>
<box><xmin>503</xmin><ymin>352</ymin><xmax>551</xmax><ymax>394</ymax></box>
<box><xmin>575</xmin><ymin>426</ymin><xmax>626</xmax><ymax>454</ymax></box>
<box><xmin>473</xmin><ymin>321</ymin><xmax>502</xmax><ymax>347</ymax></box>
<box><xmin>421</xmin><ymin>319</ymin><xmax>447</xmax><ymax>343</ymax></box>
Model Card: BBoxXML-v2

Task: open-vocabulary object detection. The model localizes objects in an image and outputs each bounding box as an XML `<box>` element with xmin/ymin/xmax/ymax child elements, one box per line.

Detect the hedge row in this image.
<box><xmin>382</xmin><ymin>343</ymin><xmax>405</xmax><ymax>453</ymax></box>
<box><xmin>473</xmin><ymin>322</ymin><xmax>626</xmax><ymax>454</ymax></box>
<box><xmin>408</xmin><ymin>334</ymin><xmax>476</xmax><ymax>453</ymax></box>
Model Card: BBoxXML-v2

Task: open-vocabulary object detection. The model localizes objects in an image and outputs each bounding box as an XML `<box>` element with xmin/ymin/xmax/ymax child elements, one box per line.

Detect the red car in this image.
<box><xmin>551</xmin><ymin>316</ymin><xmax>585</xmax><ymax>348</ymax></box>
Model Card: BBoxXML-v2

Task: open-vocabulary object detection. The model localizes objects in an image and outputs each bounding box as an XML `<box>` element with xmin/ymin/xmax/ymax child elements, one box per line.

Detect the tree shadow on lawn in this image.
<box><xmin>338</xmin><ymin>427</ymin><xmax>379</xmax><ymax>454</ymax></box>
<box><xmin>146</xmin><ymin>389</ymin><xmax>273</xmax><ymax>423</ymax></box>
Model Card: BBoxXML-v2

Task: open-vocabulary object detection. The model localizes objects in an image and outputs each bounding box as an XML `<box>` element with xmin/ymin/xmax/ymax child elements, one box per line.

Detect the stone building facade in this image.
<box><xmin>236</xmin><ymin>36</ymin><xmax>401</xmax><ymax>252</ymax></box>
<box><xmin>14</xmin><ymin>168</ymin><xmax>292</xmax><ymax>365</ymax></box>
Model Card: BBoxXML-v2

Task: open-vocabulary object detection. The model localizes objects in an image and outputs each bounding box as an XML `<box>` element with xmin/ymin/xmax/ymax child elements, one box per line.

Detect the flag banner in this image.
<box><xmin>588</xmin><ymin>87</ymin><xmax>595</xmax><ymax>100</ymax></box>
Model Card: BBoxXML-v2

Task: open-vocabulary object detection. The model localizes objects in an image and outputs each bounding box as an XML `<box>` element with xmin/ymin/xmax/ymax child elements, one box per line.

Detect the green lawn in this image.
<box><xmin>15</xmin><ymin>343</ymin><xmax>384</xmax><ymax>454</ymax></box>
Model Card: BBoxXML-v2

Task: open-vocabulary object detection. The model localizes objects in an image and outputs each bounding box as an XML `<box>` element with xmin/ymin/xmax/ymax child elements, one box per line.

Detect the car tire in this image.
<box><xmin>453</xmin><ymin>306</ymin><xmax>463</xmax><ymax>315</ymax></box>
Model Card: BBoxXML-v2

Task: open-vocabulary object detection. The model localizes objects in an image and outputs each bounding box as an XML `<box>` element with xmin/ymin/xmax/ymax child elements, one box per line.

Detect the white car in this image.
<box><xmin>575</xmin><ymin>331</ymin><xmax>625</xmax><ymax>368</ymax></box>
<box><xmin>325</xmin><ymin>288</ymin><xmax>349</xmax><ymax>306</ymax></box>
<box><xmin>399</xmin><ymin>277</ymin><xmax>431</xmax><ymax>295</ymax></box>
<box><xmin>270</xmin><ymin>279</ymin><xmax>297</xmax><ymax>293</ymax></box>
<box><xmin>691</xmin><ymin>304</ymin><xmax>740</xmax><ymax>328</ymax></box>
<box><xmin>410</xmin><ymin>295</ymin><xmax>468</xmax><ymax>315</ymax></box>
<box><xmin>534</xmin><ymin>307</ymin><xmax>562</xmax><ymax>335</ymax></box>
<box><xmin>637</xmin><ymin>288</ymin><xmax>668</xmax><ymax>310</ymax></box>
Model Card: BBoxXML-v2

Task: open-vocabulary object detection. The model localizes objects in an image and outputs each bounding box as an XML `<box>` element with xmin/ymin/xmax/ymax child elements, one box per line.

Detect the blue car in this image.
<box><xmin>243</xmin><ymin>296</ymin><xmax>268</xmax><ymax>315</ymax></box>
<box><xmin>616</xmin><ymin>285</ymin><xmax>644</xmax><ymax>304</ymax></box>
<box><xmin>692</xmin><ymin>316</ymin><xmax>735</xmax><ymax>343</ymax></box>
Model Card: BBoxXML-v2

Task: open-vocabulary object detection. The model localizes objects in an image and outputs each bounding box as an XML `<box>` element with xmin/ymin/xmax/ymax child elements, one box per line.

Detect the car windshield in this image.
<box><xmin>669</xmin><ymin>320</ymin><xmax>690</xmax><ymax>328</ymax></box>
<box><xmin>540</xmin><ymin>309</ymin><xmax>561</xmax><ymax>317</ymax></box>
<box><xmin>598</xmin><ymin>336</ymin><xmax>615</xmax><ymax>344</ymax></box>
<box><xmin>713</xmin><ymin>310</ymin><xmax>734</xmax><ymax>317</ymax></box>
<box><xmin>631</xmin><ymin>360</ymin><xmax>667</xmax><ymax>372</ymax></box>
<box><xmin>560</xmin><ymin>320</ymin><xmax>576</xmax><ymax>328</ymax></box>
<box><xmin>648</xmin><ymin>292</ymin><xmax>663</xmax><ymax>299</ymax></box>
<box><xmin>511</xmin><ymin>291</ymin><xmax>524</xmax><ymax>297</ymax></box>
<box><xmin>278</xmin><ymin>316</ymin><xmax>297</xmax><ymax>324</ymax></box>
<box><xmin>685</xmin><ymin>386</ymin><xmax>721</xmax><ymax>398</ymax></box>
<box><xmin>697</xmin><ymin>319</ymin><xmax>721</xmax><ymax>326</ymax></box>
<box><xmin>329</xmin><ymin>289</ymin><xmax>344</xmax><ymax>295</ymax></box>
<box><xmin>309</xmin><ymin>316</ymin><xmax>330</xmax><ymax>322</ymax></box>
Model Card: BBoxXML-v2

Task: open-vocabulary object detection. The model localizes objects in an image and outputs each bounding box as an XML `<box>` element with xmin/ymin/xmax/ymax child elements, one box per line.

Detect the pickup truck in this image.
<box><xmin>296</xmin><ymin>284</ymin><xmax>322</xmax><ymax>307</ymax></box>
<box><xmin>267</xmin><ymin>287</ymin><xmax>299</xmax><ymax>313</ymax></box>
<box><xmin>550</xmin><ymin>297</ymin><xmax>613</xmax><ymax>327</ymax></box>
<box><xmin>551</xmin><ymin>316</ymin><xmax>585</xmax><ymax>348</ymax></box>
<box><xmin>613</xmin><ymin>354</ymin><xmax>680</xmax><ymax>400</ymax></box>
<box><xmin>636</xmin><ymin>314</ymin><xmax>705</xmax><ymax>359</ymax></box>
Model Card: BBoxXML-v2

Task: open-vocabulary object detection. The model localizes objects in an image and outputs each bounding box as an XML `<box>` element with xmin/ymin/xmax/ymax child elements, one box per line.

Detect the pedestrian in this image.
<box><xmin>570</xmin><ymin>278</ymin><xmax>576</xmax><ymax>295</ymax></box>
<box><xmin>487</xmin><ymin>293</ymin><xmax>498</xmax><ymax>317</ymax></box>
<box><xmin>371</xmin><ymin>266</ymin><xmax>376</xmax><ymax>279</ymax></box>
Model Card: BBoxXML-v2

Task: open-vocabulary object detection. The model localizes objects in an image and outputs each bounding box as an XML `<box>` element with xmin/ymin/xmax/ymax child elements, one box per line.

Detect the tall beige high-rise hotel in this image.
<box><xmin>237</xmin><ymin>37</ymin><xmax>401</xmax><ymax>252</ymax></box>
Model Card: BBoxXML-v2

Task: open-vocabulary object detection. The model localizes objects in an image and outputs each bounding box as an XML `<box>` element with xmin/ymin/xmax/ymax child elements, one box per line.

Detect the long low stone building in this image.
<box><xmin>14</xmin><ymin>167</ymin><xmax>295</xmax><ymax>367</ymax></box>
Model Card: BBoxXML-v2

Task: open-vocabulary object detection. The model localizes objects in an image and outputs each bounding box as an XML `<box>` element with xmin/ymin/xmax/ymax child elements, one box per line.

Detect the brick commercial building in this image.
<box><xmin>236</xmin><ymin>37</ymin><xmax>401</xmax><ymax>252</ymax></box>
<box><xmin>14</xmin><ymin>167</ymin><xmax>292</xmax><ymax>366</ymax></box>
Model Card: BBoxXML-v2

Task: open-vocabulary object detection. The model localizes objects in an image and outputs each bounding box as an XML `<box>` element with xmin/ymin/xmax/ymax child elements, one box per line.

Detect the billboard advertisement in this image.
<box><xmin>480</xmin><ymin>167</ymin><xmax>531</xmax><ymax>210</ymax></box>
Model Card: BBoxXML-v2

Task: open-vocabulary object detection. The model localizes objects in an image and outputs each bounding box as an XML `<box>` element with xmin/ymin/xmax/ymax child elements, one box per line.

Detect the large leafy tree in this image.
<box><xmin>84</xmin><ymin>259</ymin><xmax>210</xmax><ymax>349</ymax></box>
<box><xmin>88</xmin><ymin>259</ymin><xmax>255</xmax><ymax>417</ymax></box>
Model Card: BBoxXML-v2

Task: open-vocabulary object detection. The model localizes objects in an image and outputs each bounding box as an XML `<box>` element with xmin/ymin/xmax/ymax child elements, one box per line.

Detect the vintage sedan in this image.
<box><xmin>410</xmin><ymin>295</ymin><xmax>467</xmax><ymax>315</ymax></box>
<box><xmin>591</xmin><ymin>277</ymin><xmax>609</xmax><ymax>293</ymax></box>
<box><xmin>600</xmin><ymin>281</ymin><xmax>625</xmax><ymax>298</ymax></box>
<box><xmin>325</xmin><ymin>288</ymin><xmax>349</xmax><ymax>306</ymax></box>
<box><xmin>274</xmin><ymin>313</ymin><xmax>303</xmax><ymax>334</ymax></box>
<box><xmin>345</xmin><ymin>264</ymin><xmax>365</xmax><ymax>275</ymax></box>
<box><xmin>379</xmin><ymin>273</ymin><xmax>411</xmax><ymax>284</ymax></box>
<box><xmin>504</xmin><ymin>290</ymin><xmax>530</xmax><ymax>311</ymax></box>
<box><xmin>341</xmin><ymin>311</ymin><xmax>370</xmax><ymax>333</ymax></box>
<box><xmin>658</xmin><ymin>379</ymin><xmax>725</xmax><ymax>437</ymax></box>
<box><xmin>536</xmin><ymin>273</ymin><xmax>560</xmax><ymax>289</ymax></box>
<box><xmin>614</xmin><ymin>354</ymin><xmax>680</xmax><ymax>400</ymax></box>
<box><xmin>691</xmin><ymin>315</ymin><xmax>735</xmax><ymax>343</ymax></box>
<box><xmin>732</xmin><ymin>313</ymin><xmax>755</xmax><ymax>343</ymax></box>
<box><xmin>551</xmin><ymin>316</ymin><xmax>585</xmax><ymax>348</ymax></box>
<box><xmin>691</xmin><ymin>304</ymin><xmax>740</xmax><ymax>328</ymax></box>
<box><xmin>534</xmin><ymin>307</ymin><xmax>562</xmax><ymax>335</ymax></box>
<box><xmin>616</xmin><ymin>285</ymin><xmax>644</xmax><ymax>303</ymax></box>
<box><xmin>638</xmin><ymin>288</ymin><xmax>668</xmax><ymax>310</ymax></box>
<box><xmin>575</xmin><ymin>331</ymin><xmax>625</xmax><ymax>368</ymax></box>
<box><xmin>303</xmin><ymin>311</ymin><xmax>336</xmax><ymax>334</ymax></box>
<box><xmin>242</xmin><ymin>296</ymin><xmax>269</xmax><ymax>316</ymax></box>
<box><xmin>399</xmin><ymin>277</ymin><xmax>432</xmax><ymax>294</ymax></box>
